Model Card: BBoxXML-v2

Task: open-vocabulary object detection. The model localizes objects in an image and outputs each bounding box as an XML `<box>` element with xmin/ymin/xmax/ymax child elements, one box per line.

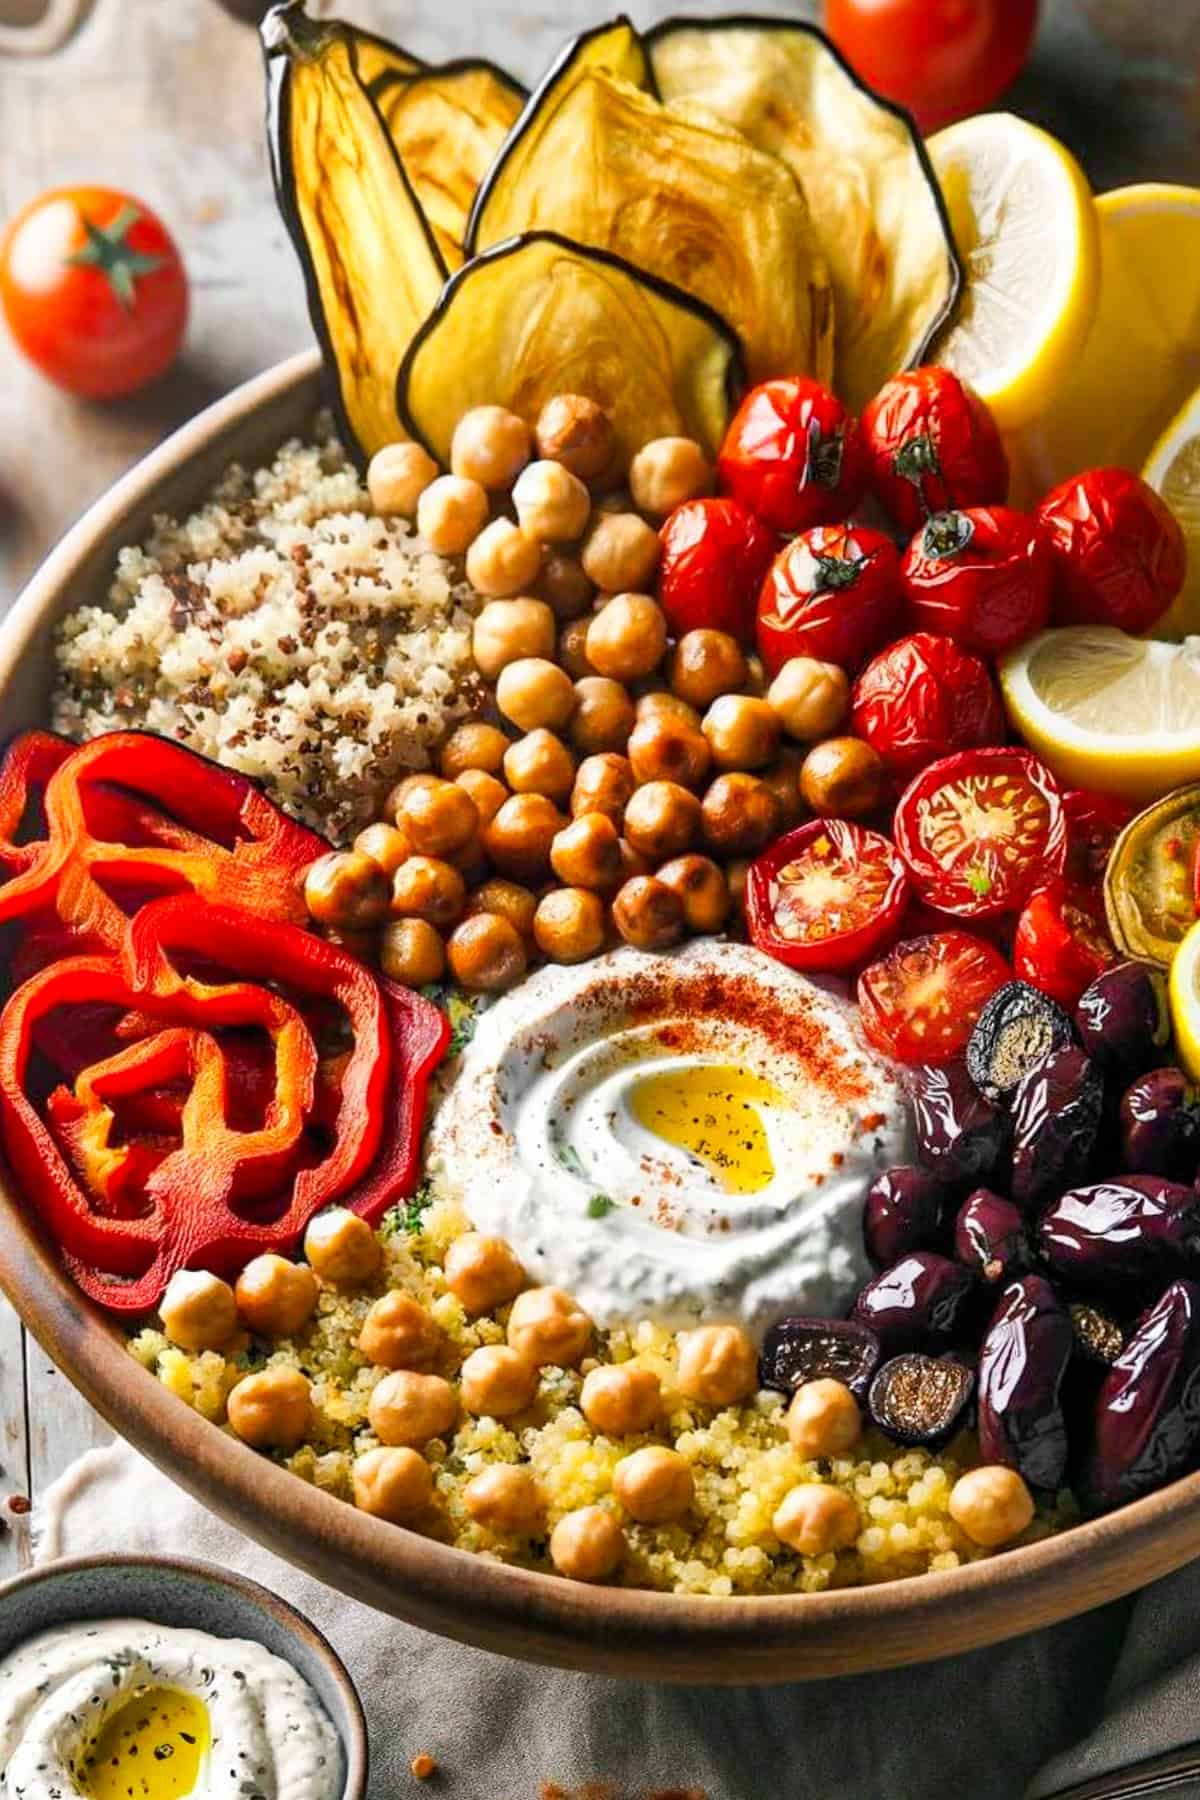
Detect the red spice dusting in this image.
<box><xmin>861</xmin><ymin>1112</ymin><xmax>888</xmax><ymax>1133</ymax></box>
<box><xmin>6</xmin><ymin>1495</ymin><xmax>30</xmax><ymax>1516</ymax></box>
<box><xmin>410</xmin><ymin>1751</ymin><xmax>438</xmax><ymax>1781</ymax></box>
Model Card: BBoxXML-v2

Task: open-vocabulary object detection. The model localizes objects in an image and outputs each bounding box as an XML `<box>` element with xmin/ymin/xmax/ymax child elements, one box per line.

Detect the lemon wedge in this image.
<box><xmin>1143</xmin><ymin>381</ymin><xmax>1200</xmax><ymax>640</ymax></box>
<box><xmin>1022</xmin><ymin>184</ymin><xmax>1200</xmax><ymax>491</ymax></box>
<box><xmin>1169</xmin><ymin>919</ymin><xmax>1200</xmax><ymax>1078</ymax></box>
<box><xmin>926</xmin><ymin>113</ymin><xmax>1099</xmax><ymax>434</ymax></box>
<box><xmin>999</xmin><ymin>627</ymin><xmax>1200</xmax><ymax>801</ymax></box>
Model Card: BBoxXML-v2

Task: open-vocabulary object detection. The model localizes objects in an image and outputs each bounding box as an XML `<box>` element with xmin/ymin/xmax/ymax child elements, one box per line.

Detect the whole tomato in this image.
<box><xmin>900</xmin><ymin>505</ymin><xmax>1055</xmax><ymax>656</ymax></box>
<box><xmin>658</xmin><ymin>496</ymin><xmax>777</xmax><ymax>641</ymax></box>
<box><xmin>717</xmin><ymin>375</ymin><xmax>868</xmax><ymax>534</ymax></box>
<box><xmin>851</xmin><ymin>632</ymin><xmax>1005</xmax><ymax>782</ymax></box>
<box><xmin>757</xmin><ymin>523</ymin><xmax>901</xmax><ymax>676</ymax></box>
<box><xmin>0</xmin><ymin>186</ymin><xmax>188</xmax><ymax>398</ymax></box>
<box><xmin>1063</xmin><ymin>788</ymin><xmax>1135</xmax><ymax>889</ymax></box>
<box><xmin>1037</xmin><ymin>468</ymin><xmax>1187</xmax><ymax>635</ymax></box>
<box><xmin>1013</xmin><ymin>880</ymin><xmax>1117</xmax><ymax>1009</ymax></box>
<box><xmin>861</xmin><ymin>367</ymin><xmax>1009</xmax><ymax>533</ymax></box>
<box><xmin>824</xmin><ymin>0</ymin><xmax>1039</xmax><ymax>135</ymax></box>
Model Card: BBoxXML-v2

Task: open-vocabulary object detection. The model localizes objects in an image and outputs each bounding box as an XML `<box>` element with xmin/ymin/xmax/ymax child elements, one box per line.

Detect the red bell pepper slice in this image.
<box><xmin>0</xmin><ymin>730</ymin><xmax>71</xmax><ymax>875</ymax></box>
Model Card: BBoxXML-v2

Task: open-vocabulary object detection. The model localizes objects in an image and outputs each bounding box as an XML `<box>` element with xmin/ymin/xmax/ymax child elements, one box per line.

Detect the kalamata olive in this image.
<box><xmin>863</xmin><ymin>1166</ymin><xmax>953</xmax><ymax>1269</ymax></box>
<box><xmin>1040</xmin><ymin>1176</ymin><xmax>1200</xmax><ymax>1290</ymax></box>
<box><xmin>1120</xmin><ymin>1067</ymin><xmax>1200</xmax><ymax>1182</ymax></box>
<box><xmin>758</xmin><ymin>1316</ymin><xmax>881</xmax><ymax>1401</ymax></box>
<box><xmin>850</xmin><ymin>1252</ymin><xmax>977</xmax><ymax>1359</ymax></box>
<box><xmin>1083</xmin><ymin>1280</ymin><xmax>1200</xmax><ymax>1513</ymax></box>
<box><xmin>954</xmin><ymin>1190</ymin><xmax>1031</xmax><ymax>1286</ymax></box>
<box><xmin>911</xmin><ymin>1061</ymin><xmax>1009</xmax><ymax>1185</ymax></box>
<box><xmin>868</xmin><ymin>1353</ymin><xmax>975</xmax><ymax>1449</ymax></box>
<box><xmin>1075</xmin><ymin>960</ymin><xmax>1170</xmax><ymax>1078</ymax></box>
<box><xmin>1062</xmin><ymin>1301</ymin><xmax>1127</xmax><ymax>1428</ymax></box>
<box><xmin>1009</xmin><ymin>1045</ymin><xmax>1104</xmax><ymax>1211</ymax></box>
<box><xmin>977</xmin><ymin>1274</ymin><xmax>1074</xmax><ymax>1492</ymax></box>
<box><xmin>966</xmin><ymin>981</ymin><xmax>1075</xmax><ymax>1103</ymax></box>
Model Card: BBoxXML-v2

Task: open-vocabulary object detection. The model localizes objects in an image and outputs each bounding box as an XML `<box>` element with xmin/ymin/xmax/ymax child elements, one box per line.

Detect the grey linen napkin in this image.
<box><xmin>34</xmin><ymin>1440</ymin><xmax>1192</xmax><ymax>1800</ymax></box>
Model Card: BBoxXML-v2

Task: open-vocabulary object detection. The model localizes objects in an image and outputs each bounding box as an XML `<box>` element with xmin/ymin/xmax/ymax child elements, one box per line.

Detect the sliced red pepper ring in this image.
<box><xmin>0</xmin><ymin>730</ymin><xmax>72</xmax><ymax>875</ymax></box>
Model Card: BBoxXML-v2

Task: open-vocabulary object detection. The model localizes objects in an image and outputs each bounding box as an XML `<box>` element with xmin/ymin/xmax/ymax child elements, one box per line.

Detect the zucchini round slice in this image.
<box><xmin>397</xmin><ymin>232</ymin><xmax>744</xmax><ymax>468</ymax></box>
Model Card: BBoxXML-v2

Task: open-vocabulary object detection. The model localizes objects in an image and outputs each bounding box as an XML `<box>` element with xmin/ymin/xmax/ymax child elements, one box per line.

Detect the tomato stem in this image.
<box><xmin>66</xmin><ymin>203</ymin><xmax>165</xmax><ymax>312</ymax></box>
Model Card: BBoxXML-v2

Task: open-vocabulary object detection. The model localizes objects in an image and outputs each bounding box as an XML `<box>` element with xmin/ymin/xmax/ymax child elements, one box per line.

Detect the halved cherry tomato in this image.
<box><xmin>717</xmin><ymin>375</ymin><xmax>868</xmax><ymax>534</ymax></box>
<box><xmin>894</xmin><ymin>747</ymin><xmax>1067</xmax><ymax>919</ymax></box>
<box><xmin>746</xmin><ymin>819</ymin><xmax>909</xmax><ymax>973</ymax></box>
<box><xmin>1103</xmin><ymin>785</ymin><xmax>1200</xmax><ymax>967</ymax></box>
<box><xmin>860</xmin><ymin>367</ymin><xmax>1008</xmax><ymax>534</ymax></box>
<box><xmin>900</xmin><ymin>506</ymin><xmax>1054</xmax><ymax>657</ymax></box>
<box><xmin>850</xmin><ymin>631</ymin><xmax>1005</xmax><ymax>783</ymax></box>
<box><xmin>1038</xmin><ymin>467</ymin><xmax>1187</xmax><ymax>636</ymax></box>
<box><xmin>1063</xmin><ymin>788</ymin><xmax>1135</xmax><ymax>890</ymax></box>
<box><xmin>857</xmin><ymin>930</ymin><xmax>1013</xmax><ymax>1065</ymax></box>
<box><xmin>1014</xmin><ymin>880</ymin><xmax>1117</xmax><ymax>1010</ymax></box>
<box><xmin>757</xmin><ymin>523</ymin><xmax>901</xmax><ymax>676</ymax></box>
<box><xmin>824</xmin><ymin>0</ymin><xmax>1038</xmax><ymax>135</ymax></box>
<box><xmin>658</xmin><ymin>496</ymin><xmax>777</xmax><ymax>641</ymax></box>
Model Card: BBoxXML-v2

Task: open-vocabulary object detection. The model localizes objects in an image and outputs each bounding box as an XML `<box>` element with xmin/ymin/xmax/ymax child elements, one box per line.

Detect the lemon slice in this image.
<box><xmin>1143</xmin><ymin>381</ymin><xmax>1200</xmax><ymax>640</ymax></box>
<box><xmin>1169</xmin><ymin>918</ymin><xmax>1200</xmax><ymax>1078</ymax></box>
<box><xmin>926</xmin><ymin>113</ymin><xmax>1099</xmax><ymax>433</ymax></box>
<box><xmin>999</xmin><ymin>626</ymin><xmax>1200</xmax><ymax>801</ymax></box>
<box><xmin>1022</xmin><ymin>184</ymin><xmax>1200</xmax><ymax>491</ymax></box>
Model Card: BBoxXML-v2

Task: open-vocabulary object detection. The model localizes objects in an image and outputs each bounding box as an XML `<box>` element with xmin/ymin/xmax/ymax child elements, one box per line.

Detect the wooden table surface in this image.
<box><xmin>0</xmin><ymin>0</ymin><xmax>1196</xmax><ymax>1576</ymax></box>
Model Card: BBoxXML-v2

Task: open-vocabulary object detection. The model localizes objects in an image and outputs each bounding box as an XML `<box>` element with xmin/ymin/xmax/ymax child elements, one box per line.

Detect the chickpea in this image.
<box><xmin>800</xmin><ymin>738</ymin><xmax>889</xmax><ymax>820</ymax></box>
<box><xmin>368</xmin><ymin>1370</ymin><xmax>458</xmax><ymax>1448</ymax></box>
<box><xmin>386</xmin><ymin>771</ymin><xmax>442</xmax><ymax>821</ymax></box>
<box><xmin>617</xmin><ymin>839</ymin><xmax>653</xmax><ymax>884</ymax></box>
<box><xmin>378</xmin><ymin>918</ymin><xmax>445</xmax><ymax>987</ymax></box>
<box><xmin>397</xmin><ymin>778</ymin><xmax>479</xmax><ymax>858</ymax></box>
<box><xmin>550</xmin><ymin>1506</ymin><xmax>626</xmax><ymax>1582</ymax></box>
<box><xmin>558</xmin><ymin>616</ymin><xmax>594</xmax><ymax>680</ymax></box>
<box><xmin>787</xmin><ymin>1379</ymin><xmax>862</xmax><ymax>1460</ymax></box>
<box><xmin>581</xmin><ymin>515</ymin><xmax>661</xmax><ymax>595</ymax></box>
<box><xmin>551</xmin><ymin>813</ymin><xmax>619</xmax><ymax>893</ymax></box>
<box><xmin>571</xmin><ymin>753</ymin><xmax>635</xmax><ymax>827</ymax></box>
<box><xmin>359</xmin><ymin>1291</ymin><xmax>443</xmax><ymax>1371</ymax></box>
<box><xmin>227</xmin><ymin>1366</ymin><xmax>312</xmax><ymax>1451</ymax></box>
<box><xmin>450</xmin><ymin>404</ymin><xmax>532</xmax><ymax>489</ymax></box>
<box><xmin>234</xmin><ymin>1255</ymin><xmax>319</xmax><ymax>1339</ymax></box>
<box><xmin>613</xmin><ymin>1446</ymin><xmax>694</xmax><ymax>1525</ymax></box>
<box><xmin>773</xmin><ymin>1484</ymin><xmax>860</xmax><ymax>1556</ymax></box>
<box><xmin>538</xmin><ymin>552</ymin><xmax>594</xmax><ymax>621</ymax></box>
<box><xmin>948</xmin><ymin>1466</ymin><xmax>1035</xmax><ymax>1548</ymax></box>
<box><xmin>471</xmin><ymin>597</ymin><xmax>556</xmax><ymax>682</ymax></box>
<box><xmin>507</xmin><ymin>1286</ymin><xmax>593</xmax><ymax>1367</ymax></box>
<box><xmin>767</xmin><ymin>657</ymin><xmax>850</xmax><ymax>742</ymax></box>
<box><xmin>762</xmin><ymin>754</ymin><xmax>806</xmax><ymax>831</ymax></box>
<box><xmin>702</xmin><ymin>694</ymin><xmax>780</xmax><ymax>772</ymax></box>
<box><xmin>467</xmin><ymin>519</ymin><xmax>543</xmax><ymax>600</ymax></box>
<box><xmin>455</xmin><ymin>768</ymin><xmax>508</xmax><ymax>830</ymax></box>
<box><xmin>483</xmin><ymin>793</ymin><xmax>564</xmax><ymax>883</ymax></box>
<box><xmin>512</xmin><ymin>459</ymin><xmax>592</xmax><ymax>543</ymax></box>
<box><xmin>495</xmin><ymin>657</ymin><xmax>575</xmax><ymax>734</ymax></box>
<box><xmin>446</xmin><ymin>912</ymin><xmax>528</xmax><ymax>992</ymax></box>
<box><xmin>535</xmin><ymin>394</ymin><xmax>614</xmax><ymax>483</ymax></box>
<box><xmin>623</xmin><ymin>781</ymin><xmax>701</xmax><ymax>860</ymax></box>
<box><xmin>612</xmin><ymin>875</ymin><xmax>685</xmax><ymax>951</ymax></box>
<box><xmin>657</xmin><ymin>854</ymin><xmax>730</xmax><ymax>934</ymax></box>
<box><xmin>534</xmin><ymin>887</ymin><xmax>606</xmax><ymax>964</ymax></box>
<box><xmin>463</xmin><ymin>1463</ymin><xmax>543</xmax><ymax>1535</ymax></box>
<box><xmin>743</xmin><ymin>653</ymin><xmax>768</xmax><ymax>698</ymax></box>
<box><xmin>636</xmin><ymin>690</ymin><xmax>702</xmax><ymax>730</ymax></box>
<box><xmin>353</xmin><ymin>1445</ymin><xmax>433</xmax><ymax>1523</ymax></box>
<box><xmin>676</xmin><ymin>1323</ymin><xmax>757</xmax><ymax>1407</ymax></box>
<box><xmin>570</xmin><ymin>676</ymin><xmax>635</xmax><ymax>756</ymax></box>
<box><xmin>701</xmin><ymin>772</ymin><xmax>782</xmax><ymax>856</ymax></box>
<box><xmin>390</xmin><ymin>856</ymin><xmax>466</xmax><ymax>929</ymax></box>
<box><xmin>629</xmin><ymin>436</ymin><xmax>713</xmax><ymax>518</ymax></box>
<box><xmin>160</xmin><ymin>1269</ymin><xmax>237</xmax><ymax>1352</ymax></box>
<box><xmin>627</xmin><ymin>713</ymin><xmax>711</xmax><ymax>790</ymax></box>
<box><xmin>446</xmin><ymin>833</ymin><xmax>487</xmax><ymax>887</ymax></box>
<box><xmin>585</xmin><ymin>593</ymin><xmax>668</xmax><ymax>683</ymax></box>
<box><xmin>580</xmin><ymin>1364</ymin><xmax>661</xmax><ymax>1436</ymax></box>
<box><xmin>367</xmin><ymin>441</ymin><xmax>439</xmax><ymax>518</ymax></box>
<box><xmin>304</xmin><ymin>1208</ymin><xmax>382</xmax><ymax>1286</ymax></box>
<box><xmin>440</xmin><ymin>720</ymin><xmax>511</xmax><ymax>779</ymax></box>
<box><xmin>460</xmin><ymin>1344</ymin><xmax>539</xmax><ymax>1418</ymax></box>
<box><xmin>466</xmin><ymin>877</ymin><xmax>538</xmax><ymax>944</ymax></box>
<box><xmin>669</xmin><ymin>629</ymin><xmax>748</xmax><ymax>710</ymax></box>
<box><xmin>444</xmin><ymin>1231</ymin><xmax>526</xmax><ymax>1315</ymax></box>
<box><xmin>416</xmin><ymin>474</ymin><xmax>489</xmax><ymax>556</ymax></box>
<box><xmin>353</xmin><ymin>821</ymin><xmax>411</xmax><ymax>878</ymax></box>
<box><xmin>503</xmin><ymin>729</ymin><xmax>575</xmax><ymax>804</ymax></box>
<box><xmin>304</xmin><ymin>851</ymin><xmax>390</xmax><ymax>931</ymax></box>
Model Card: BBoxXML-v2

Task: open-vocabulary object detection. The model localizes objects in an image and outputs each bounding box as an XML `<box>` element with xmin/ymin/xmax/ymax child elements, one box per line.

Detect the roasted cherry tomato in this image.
<box><xmin>757</xmin><ymin>523</ymin><xmax>901</xmax><ymax>676</ymax></box>
<box><xmin>824</xmin><ymin>0</ymin><xmax>1039</xmax><ymax>135</ymax></box>
<box><xmin>717</xmin><ymin>375</ymin><xmax>868</xmax><ymax>534</ymax></box>
<box><xmin>1064</xmin><ymin>789</ymin><xmax>1136</xmax><ymax>890</ymax></box>
<box><xmin>1014</xmin><ymin>879</ymin><xmax>1117</xmax><ymax>1010</ymax></box>
<box><xmin>746</xmin><ymin>819</ymin><xmax>909</xmax><ymax>974</ymax></box>
<box><xmin>851</xmin><ymin>632</ymin><xmax>1005</xmax><ymax>783</ymax></box>
<box><xmin>1104</xmin><ymin>785</ymin><xmax>1200</xmax><ymax>967</ymax></box>
<box><xmin>860</xmin><ymin>367</ymin><xmax>1008</xmax><ymax>534</ymax></box>
<box><xmin>0</xmin><ymin>186</ymin><xmax>187</xmax><ymax>398</ymax></box>
<box><xmin>658</xmin><ymin>496</ymin><xmax>777</xmax><ymax>641</ymax></box>
<box><xmin>857</xmin><ymin>930</ymin><xmax>1014</xmax><ymax>1065</ymax></box>
<box><xmin>1037</xmin><ymin>467</ymin><xmax>1187</xmax><ymax>636</ymax></box>
<box><xmin>894</xmin><ymin>747</ymin><xmax>1067</xmax><ymax>919</ymax></box>
<box><xmin>900</xmin><ymin>505</ymin><xmax>1054</xmax><ymax>656</ymax></box>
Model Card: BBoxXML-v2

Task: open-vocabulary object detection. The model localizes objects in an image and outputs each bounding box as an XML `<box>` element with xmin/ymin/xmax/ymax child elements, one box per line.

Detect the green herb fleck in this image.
<box><xmin>557</xmin><ymin>1142</ymin><xmax>586</xmax><ymax>1178</ymax></box>
<box><xmin>587</xmin><ymin>1193</ymin><xmax>615</xmax><ymax>1219</ymax></box>
<box><xmin>384</xmin><ymin>1179</ymin><xmax>436</xmax><ymax>1236</ymax></box>
<box><xmin>420</xmin><ymin>982</ymin><xmax>478</xmax><ymax>1055</ymax></box>
<box><xmin>966</xmin><ymin>866</ymin><xmax>993</xmax><ymax>897</ymax></box>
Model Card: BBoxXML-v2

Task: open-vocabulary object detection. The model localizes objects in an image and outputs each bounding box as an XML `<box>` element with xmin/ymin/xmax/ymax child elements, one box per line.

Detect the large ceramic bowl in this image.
<box><xmin>0</xmin><ymin>349</ymin><xmax>1195</xmax><ymax>1683</ymax></box>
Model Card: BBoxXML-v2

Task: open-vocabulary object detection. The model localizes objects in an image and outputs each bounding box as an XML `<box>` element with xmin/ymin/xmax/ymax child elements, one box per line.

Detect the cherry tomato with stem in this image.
<box><xmin>1037</xmin><ymin>468</ymin><xmax>1186</xmax><ymax>636</ymax></box>
<box><xmin>1013</xmin><ymin>879</ymin><xmax>1117</xmax><ymax>1010</ymax></box>
<box><xmin>851</xmin><ymin>631</ymin><xmax>1005</xmax><ymax>783</ymax></box>
<box><xmin>900</xmin><ymin>506</ymin><xmax>1054</xmax><ymax>657</ymax></box>
<box><xmin>757</xmin><ymin>523</ymin><xmax>901</xmax><ymax>677</ymax></box>
<box><xmin>746</xmin><ymin>819</ymin><xmax>910</xmax><ymax>974</ymax></box>
<box><xmin>861</xmin><ymin>367</ymin><xmax>1009</xmax><ymax>534</ymax></box>
<box><xmin>857</xmin><ymin>930</ymin><xmax>1014</xmax><ymax>1065</ymax></box>
<box><xmin>658</xmin><ymin>496</ymin><xmax>777</xmax><ymax>641</ymax></box>
<box><xmin>824</xmin><ymin>0</ymin><xmax>1039</xmax><ymax>135</ymax></box>
<box><xmin>1063</xmin><ymin>789</ymin><xmax>1135</xmax><ymax>890</ymax></box>
<box><xmin>718</xmin><ymin>375</ymin><xmax>868</xmax><ymax>534</ymax></box>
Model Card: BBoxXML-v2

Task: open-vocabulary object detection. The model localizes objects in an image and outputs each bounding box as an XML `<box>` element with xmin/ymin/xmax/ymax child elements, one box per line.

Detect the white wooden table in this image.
<box><xmin>0</xmin><ymin>0</ymin><xmax>1195</xmax><ymax>1575</ymax></box>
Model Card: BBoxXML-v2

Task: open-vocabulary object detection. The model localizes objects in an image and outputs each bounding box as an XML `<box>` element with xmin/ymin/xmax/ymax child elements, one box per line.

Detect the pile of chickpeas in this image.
<box><xmin>302</xmin><ymin>393</ymin><xmax>882</xmax><ymax>993</ymax></box>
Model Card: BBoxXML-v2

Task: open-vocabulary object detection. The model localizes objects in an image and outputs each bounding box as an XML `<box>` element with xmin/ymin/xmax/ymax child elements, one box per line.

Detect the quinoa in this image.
<box><xmin>51</xmin><ymin>420</ymin><xmax>483</xmax><ymax>841</ymax></box>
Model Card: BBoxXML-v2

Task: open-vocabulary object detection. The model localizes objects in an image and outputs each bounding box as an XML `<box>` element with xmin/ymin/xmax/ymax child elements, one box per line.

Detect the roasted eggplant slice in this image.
<box><xmin>467</xmin><ymin>64</ymin><xmax>833</xmax><ymax>387</ymax></box>
<box><xmin>263</xmin><ymin>2</ymin><xmax>447</xmax><ymax>462</ymax></box>
<box><xmin>647</xmin><ymin>18</ymin><xmax>962</xmax><ymax>409</ymax></box>
<box><xmin>398</xmin><ymin>232</ymin><xmax>743</xmax><ymax>468</ymax></box>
